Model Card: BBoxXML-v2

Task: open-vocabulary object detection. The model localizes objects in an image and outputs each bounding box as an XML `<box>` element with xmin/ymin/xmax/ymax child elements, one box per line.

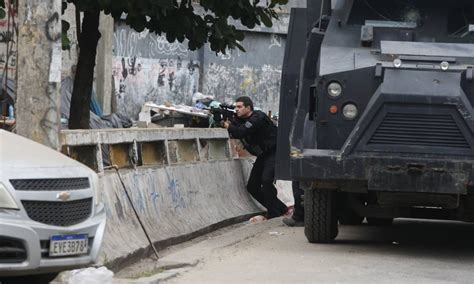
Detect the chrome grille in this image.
<box><xmin>369</xmin><ymin>113</ymin><xmax>470</xmax><ymax>149</ymax></box>
<box><xmin>22</xmin><ymin>198</ymin><xmax>92</xmax><ymax>226</ymax></box>
<box><xmin>10</xmin><ymin>178</ymin><xmax>90</xmax><ymax>191</ymax></box>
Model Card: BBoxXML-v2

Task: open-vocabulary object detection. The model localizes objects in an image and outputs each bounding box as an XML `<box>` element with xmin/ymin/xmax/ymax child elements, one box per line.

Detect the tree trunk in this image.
<box><xmin>69</xmin><ymin>10</ymin><xmax>101</xmax><ymax>129</ymax></box>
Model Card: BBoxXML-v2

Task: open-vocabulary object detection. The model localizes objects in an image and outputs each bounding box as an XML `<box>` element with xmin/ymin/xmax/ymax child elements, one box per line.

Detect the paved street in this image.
<box><xmin>148</xmin><ymin>218</ymin><xmax>474</xmax><ymax>283</ymax></box>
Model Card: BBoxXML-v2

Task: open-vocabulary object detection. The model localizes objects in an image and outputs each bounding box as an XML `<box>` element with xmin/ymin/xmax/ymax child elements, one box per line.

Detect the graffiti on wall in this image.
<box><xmin>113</xmin><ymin>23</ymin><xmax>285</xmax><ymax>117</ymax></box>
<box><xmin>203</xmin><ymin>63</ymin><xmax>282</xmax><ymax>114</ymax></box>
<box><xmin>0</xmin><ymin>1</ymin><xmax>17</xmax><ymax>75</ymax></box>
<box><xmin>113</xmin><ymin>24</ymin><xmax>200</xmax><ymax>118</ymax></box>
<box><xmin>114</xmin><ymin>26</ymin><xmax>190</xmax><ymax>59</ymax></box>
<box><xmin>201</xmin><ymin>33</ymin><xmax>284</xmax><ymax>113</ymax></box>
<box><xmin>113</xmin><ymin>56</ymin><xmax>200</xmax><ymax>118</ymax></box>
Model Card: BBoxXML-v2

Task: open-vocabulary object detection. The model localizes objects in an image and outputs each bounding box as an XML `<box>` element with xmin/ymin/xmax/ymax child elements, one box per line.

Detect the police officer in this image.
<box><xmin>222</xmin><ymin>96</ymin><xmax>288</xmax><ymax>219</ymax></box>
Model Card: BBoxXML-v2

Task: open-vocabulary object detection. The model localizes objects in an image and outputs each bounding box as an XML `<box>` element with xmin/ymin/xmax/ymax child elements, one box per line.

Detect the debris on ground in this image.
<box><xmin>248</xmin><ymin>215</ymin><xmax>267</xmax><ymax>224</ymax></box>
<box><xmin>56</xmin><ymin>266</ymin><xmax>114</xmax><ymax>284</ymax></box>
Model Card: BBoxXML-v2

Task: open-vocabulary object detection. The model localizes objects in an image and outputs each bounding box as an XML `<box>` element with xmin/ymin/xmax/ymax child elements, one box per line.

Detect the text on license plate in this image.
<box><xmin>49</xmin><ymin>234</ymin><xmax>88</xmax><ymax>257</ymax></box>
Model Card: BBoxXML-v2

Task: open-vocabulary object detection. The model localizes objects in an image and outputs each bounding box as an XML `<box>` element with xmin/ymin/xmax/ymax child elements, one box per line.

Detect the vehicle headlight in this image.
<box><xmin>342</xmin><ymin>104</ymin><xmax>358</xmax><ymax>120</ymax></box>
<box><xmin>327</xmin><ymin>82</ymin><xmax>343</xmax><ymax>98</ymax></box>
<box><xmin>0</xmin><ymin>183</ymin><xmax>19</xmax><ymax>210</ymax></box>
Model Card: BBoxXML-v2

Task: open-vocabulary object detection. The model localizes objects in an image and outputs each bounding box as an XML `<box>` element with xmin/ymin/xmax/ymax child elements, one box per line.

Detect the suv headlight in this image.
<box><xmin>0</xmin><ymin>183</ymin><xmax>19</xmax><ymax>210</ymax></box>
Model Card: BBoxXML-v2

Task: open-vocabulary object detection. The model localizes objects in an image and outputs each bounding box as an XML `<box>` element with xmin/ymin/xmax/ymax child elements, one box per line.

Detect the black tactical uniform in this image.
<box><xmin>228</xmin><ymin>110</ymin><xmax>288</xmax><ymax>218</ymax></box>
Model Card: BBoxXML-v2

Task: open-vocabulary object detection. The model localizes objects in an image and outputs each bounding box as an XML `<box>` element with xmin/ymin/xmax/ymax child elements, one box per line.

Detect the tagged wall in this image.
<box><xmin>60</xmin><ymin>128</ymin><xmax>266</xmax><ymax>268</ymax></box>
<box><xmin>98</xmin><ymin>160</ymin><xmax>262</xmax><ymax>266</ymax></box>
<box><xmin>113</xmin><ymin>26</ymin><xmax>286</xmax><ymax>118</ymax></box>
<box><xmin>113</xmin><ymin>24</ymin><xmax>200</xmax><ymax>118</ymax></box>
<box><xmin>202</xmin><ymin>33</ymin><xmax>285</xmax><ymax>114</ymax></box>
<box><xmin>0</xmin><ymin>1</ymin><xmax>17</xmax><ymax>79</ymax></box>
<box><xmin>111</xmin><ymin>1</ymin><xmax>308</xmax><ymax>118</ymax></box>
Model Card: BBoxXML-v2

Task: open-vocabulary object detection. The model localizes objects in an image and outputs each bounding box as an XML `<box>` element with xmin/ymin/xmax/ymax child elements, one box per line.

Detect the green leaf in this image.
<box><xmin>235</xmin><ymin>41</ymin><xmax>246</xmax><ymax>52</ymax></box>
<box><xmin>62</xmin><ymin>19</ymin><xmax>71</xmax><ymax>50</ymax></box>
<box><xmin>258</xmin><ymin>10</ymin><xmax>273</xmax><ymax>27</ymax></box>
<box><xmin>62</xmin><ymin>31</ymin><xmax>71</xmax><ymax>50</ymax></box>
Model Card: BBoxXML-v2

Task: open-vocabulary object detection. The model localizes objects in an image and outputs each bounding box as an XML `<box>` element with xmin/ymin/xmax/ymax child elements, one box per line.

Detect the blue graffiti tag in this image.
<box><xmin>132</xmin><ymin>175</ymin><xmax>146</xmax><ymax>214</ymax></box>
<box><xmin>165</xmin><ymin>170</ymin><xmax>186</xmax><ymax>210</ymax></box>
<box><xmin>150</xmin><ymin>190</ymin><xmax>161</xmax><ymax>215</ymax></box>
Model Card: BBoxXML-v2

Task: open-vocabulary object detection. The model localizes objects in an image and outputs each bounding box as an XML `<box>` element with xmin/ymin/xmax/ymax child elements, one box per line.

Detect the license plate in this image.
<box><xmin>49</xmin><ymin>234</ymin><xmax>88</xmax><ymax>257</ymax></box>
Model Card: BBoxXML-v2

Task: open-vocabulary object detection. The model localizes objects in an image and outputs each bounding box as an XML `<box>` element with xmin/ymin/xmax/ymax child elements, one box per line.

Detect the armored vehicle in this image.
<box><xmin>277</xmin><ymin>0</ymin><xmax>474</xmax><ymax>243</ymax></box>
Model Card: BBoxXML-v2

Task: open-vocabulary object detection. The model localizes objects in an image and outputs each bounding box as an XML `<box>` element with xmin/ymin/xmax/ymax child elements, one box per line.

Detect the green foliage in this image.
<box><xmin>62</xmin><ymin>0</ymin><xmax>288</xmax><ymax>53</ymax></box>
<box><xmin>0</xmin><ymin>0</ymin><xmax>6</xmax><ymax>20</ymax></box>
<box><xmin>62</xmin><ymin>20</ymin><xmax>71</xmax><ymax>50</ymax></box>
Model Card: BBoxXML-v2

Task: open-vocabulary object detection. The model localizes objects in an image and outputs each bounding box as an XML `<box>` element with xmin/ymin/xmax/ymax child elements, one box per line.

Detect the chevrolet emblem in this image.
<box><xmin>56</xmin><ymin>191</ymin><xmax>71</xmax><ymax>201</ymax></box>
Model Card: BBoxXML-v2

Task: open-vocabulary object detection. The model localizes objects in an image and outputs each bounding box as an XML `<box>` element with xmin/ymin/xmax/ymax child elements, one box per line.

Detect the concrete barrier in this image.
<box><xmin>60</xmin><ymin>128</ymin><xmax>263</xmax><ymax>269</ymax></box>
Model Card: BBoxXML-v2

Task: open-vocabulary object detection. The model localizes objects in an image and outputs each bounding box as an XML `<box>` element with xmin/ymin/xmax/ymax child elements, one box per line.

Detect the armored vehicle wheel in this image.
<box><xmin>367</xmin><ymin>217</ymin><xmax>393</xmax><ymax>226</ymax></box>
<box><xmin>304</xmin><ymin>188</ymin><xmax>338</xmax><ymax>243</ymax></box>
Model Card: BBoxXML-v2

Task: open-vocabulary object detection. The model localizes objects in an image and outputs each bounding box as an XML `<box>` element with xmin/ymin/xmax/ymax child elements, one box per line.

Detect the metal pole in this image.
<box><xmin>107</xmin><ymin>165</ymin><xmax>161</xmax><ymax>260</ymax></box>
<box><xmin>16</xmin><ymin>0</ymin><xmax>62</xmax><ymax>149</ymax></box>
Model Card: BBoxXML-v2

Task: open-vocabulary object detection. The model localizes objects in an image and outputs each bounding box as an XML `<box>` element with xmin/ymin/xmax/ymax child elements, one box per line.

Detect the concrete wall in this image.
<box><xmin>0</xmin><ymin>1</ymin><xmax>17</xmax><ymax>80</ymax></box>
<box><xmin>60</xmin><ymin>128</ymin><xmax>264</xmax><ymax>269</ymax></box>
<box><xmin>112</xmin><ymin>0</ymin><xmax>307</xmax><ymax>119</ymax></box>
<box><xmin>99</xmin><ymin>160</ymin><xmax>260</xmax><ymax>266</ymax></box>
<box><xmin>5</xmin><ymin>1</ymin><xmax>304</xmax><ymax>118</ymax></box>
<box><xmin>112</xmin><ymin>25</ymin><xmax>201</xmax><ymax>117</ymax></box>
<box><xmin>202</xmin><ymin>32</ymin><xmax>285</xmax><ymax>115</ymax></box>
<box><xmin>112</xmin><ymin>27</ymin><xmax>285</xmax><ymax>118</ymax></box>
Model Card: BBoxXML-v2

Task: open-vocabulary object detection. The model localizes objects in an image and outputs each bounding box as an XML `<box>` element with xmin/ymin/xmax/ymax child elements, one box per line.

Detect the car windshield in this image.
<box><xmin>348</xmin><ymin>0</ymin><xmax>474</xmax><ymax>38</ymax></box>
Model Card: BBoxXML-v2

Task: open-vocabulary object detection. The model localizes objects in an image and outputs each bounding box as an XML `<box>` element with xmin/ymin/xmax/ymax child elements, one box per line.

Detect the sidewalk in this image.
<box><xmin>113</xmin><ymin>218</ymin><xmax>285</xmax><ymax>283</ymax></box>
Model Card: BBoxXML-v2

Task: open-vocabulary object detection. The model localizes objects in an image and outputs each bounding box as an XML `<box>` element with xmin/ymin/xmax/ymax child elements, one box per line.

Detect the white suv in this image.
<box><xmin>0</xmin><ymin>130</ymin><xmax>106</xmax><ymax>281</ymax></box>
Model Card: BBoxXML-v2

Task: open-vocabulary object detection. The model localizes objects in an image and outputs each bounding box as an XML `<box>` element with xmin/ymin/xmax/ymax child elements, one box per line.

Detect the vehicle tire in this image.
<box><xmin>304</xmin><ymin>187</ymin><xmax>338</xmax><ymax>243</ymax></box>
<box><xmin>367</xmin><ymin>217</ymin><xmax>393</xmax><ymax>226</ymax></box>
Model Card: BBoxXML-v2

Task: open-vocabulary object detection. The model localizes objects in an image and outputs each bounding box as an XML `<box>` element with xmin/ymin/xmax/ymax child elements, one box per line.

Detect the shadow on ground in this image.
<box><xmin>335</xmin><ymin>219</ymin><xmax>474</xmax><ymax>260</ymax></box>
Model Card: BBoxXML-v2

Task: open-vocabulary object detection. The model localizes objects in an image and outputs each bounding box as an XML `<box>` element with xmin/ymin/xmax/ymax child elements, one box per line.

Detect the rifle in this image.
<box><xmin>206</xmin><ymin>103</ymin><xmax>236</xmax><ymax>127</ymax></box>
